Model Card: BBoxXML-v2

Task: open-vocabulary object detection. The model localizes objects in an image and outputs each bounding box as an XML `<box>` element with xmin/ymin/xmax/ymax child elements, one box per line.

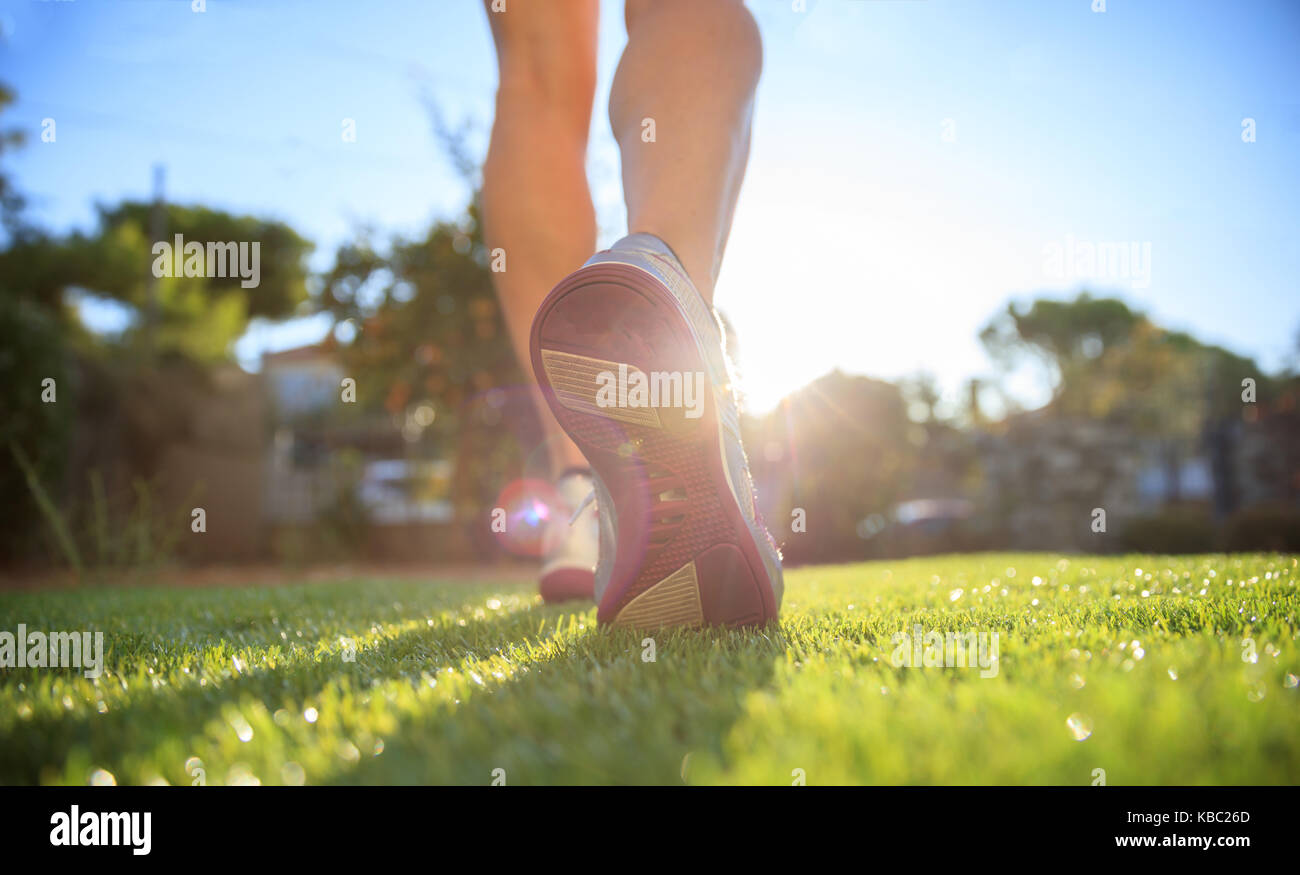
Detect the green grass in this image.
<box><xmin>1</xmin><ymin>553</ymin><xmax>1297</xmax><ymax>785</ymax></box>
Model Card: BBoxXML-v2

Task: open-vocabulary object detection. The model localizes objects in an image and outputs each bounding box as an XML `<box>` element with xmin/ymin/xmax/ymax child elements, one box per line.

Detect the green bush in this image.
<box><xmin>1120</xmin><ymin>506</ymin><xmax>1215</xmax><ymax>554</ymax></box>
<box><xmin>1221</xmin><ymin>502</ymin><xmax>1300</xmax><ymax>552</ymax></box>
<box><xmin>0</xmin><ymin>293</ymin><xmax>71</xmax><ymax>562</ymax></box>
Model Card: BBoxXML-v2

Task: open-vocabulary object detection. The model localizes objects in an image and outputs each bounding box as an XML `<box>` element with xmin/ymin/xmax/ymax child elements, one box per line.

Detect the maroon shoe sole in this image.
<box><xmin>529</xmin><ymin>262</ymin><xmax>779</xmax><ymax>629</ymax></box>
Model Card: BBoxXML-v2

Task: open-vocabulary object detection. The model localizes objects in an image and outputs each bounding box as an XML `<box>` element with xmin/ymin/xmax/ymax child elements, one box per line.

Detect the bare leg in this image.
<box><xmin>480</xmin><ymin>0</ymin><xmax>598</xmax><ymax>477</ymax></box>
<box><xmin>611</xmin><ymin>0</ymin><xmax>762</xmax><ymax>303</ymax></box>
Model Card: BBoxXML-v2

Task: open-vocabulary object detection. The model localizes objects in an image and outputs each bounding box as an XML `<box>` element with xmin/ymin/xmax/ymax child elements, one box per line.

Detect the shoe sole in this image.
<box><xmin>530</xmin><ymin>262</ymin><xmax>779</xmax><ymax>629</ymax></box>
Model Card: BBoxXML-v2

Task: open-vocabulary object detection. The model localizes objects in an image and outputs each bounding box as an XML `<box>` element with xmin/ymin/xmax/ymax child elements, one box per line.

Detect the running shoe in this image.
<box><xmin>529</xmin><ymin>233</ymin><xmax>782</xmax><ymax>629</ymax></box>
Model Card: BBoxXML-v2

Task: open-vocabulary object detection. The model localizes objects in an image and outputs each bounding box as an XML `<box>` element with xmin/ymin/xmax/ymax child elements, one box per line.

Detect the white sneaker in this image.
<box><xmin>538</xmin><ymin>469</ymin><xmax>599</xmax><ymax>603</ymax></box>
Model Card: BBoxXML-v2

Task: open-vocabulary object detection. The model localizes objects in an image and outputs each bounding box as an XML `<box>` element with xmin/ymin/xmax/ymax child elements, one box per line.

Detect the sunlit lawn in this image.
<box><xmin>1</xmin><ymin>553</ymin><xmax>1296</xmax><ymax>785</ymax></box>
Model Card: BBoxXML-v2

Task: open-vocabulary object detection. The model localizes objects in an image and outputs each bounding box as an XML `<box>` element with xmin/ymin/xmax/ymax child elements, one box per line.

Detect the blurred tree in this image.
<box><xmin>981</xmin><ymin>291</ymin><xmax>1271</xmax><ymax>503</ymax></box>
<box><xmin>980</xmin><ymin>293</ymin><xmax>1143</xmax><ymax>401</ymax></box>
<box><xmin>981</xmin><ymin>292</ymin><xmax>1267</xmax><ymax>421</ymax></box>
<box><xmin>319</xmin><ymin>203</ymin><xmax>540</xmax><ymax>549</ymax></box>
<box><xmin>311</xmin><ymin>108</ymin><xmax>542</xmax><ymax>552</ymax></box>
<box><xmin>899</xmin><ymin>371</ymin><xmax>944</xmax><ymax>423</ymax></box>
<box><xmin>744</xmin><ymin>370</ymin><xmax>913</xmax><ymax>562</ymax></box>
<box><xmin>0</xmin><ymin>293</ymin><xmax>71</xmax><ymax>561</ymax></box>
<box><xmin>0</xmin><ymin>84</ymin><xmax>27</xmax><ymax>238</ymax></box>
<box><xmin>0</xmin><ymin>84</ymin><xmax>69</xmax><ymax>561</ymax></box>
<box><xmin>0</xmin><ymin>83</ymin><xmax>316</xmax><ymax>563</ymax></box>
<box><xmin>0</xmin><ymin>202</ymin><xmax>313</xmax><ymax>362</ymax></box>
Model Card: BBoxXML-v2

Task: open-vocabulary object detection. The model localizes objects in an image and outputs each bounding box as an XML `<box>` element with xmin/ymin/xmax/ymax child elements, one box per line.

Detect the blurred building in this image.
<box><xmin>260</xmin><ymin>343</ymin><xmax>459</xmax><ymax>562</ymax></box>
<box><xmin>973</xmin><ymin>395</ymin><xmax>1300</xmax><ymax>552</ymax></box>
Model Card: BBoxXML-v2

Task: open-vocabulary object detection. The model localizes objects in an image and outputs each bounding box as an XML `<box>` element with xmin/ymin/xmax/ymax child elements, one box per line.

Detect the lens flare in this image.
<box><xmin>493</xmin><ymin>478</ymin><xmax>563</xmax><ymax>558</ymax></box>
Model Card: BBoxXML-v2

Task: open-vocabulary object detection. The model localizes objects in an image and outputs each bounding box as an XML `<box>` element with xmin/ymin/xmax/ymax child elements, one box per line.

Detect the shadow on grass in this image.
<box><xmin>340</xmin><ymin>618</ymin><xmax>787</xmax><ymax>785</ymax></box>
<box><xmin>0</xmin><ymin>582</ymin><xmax>786</xmax><ymax>785</ymax></box>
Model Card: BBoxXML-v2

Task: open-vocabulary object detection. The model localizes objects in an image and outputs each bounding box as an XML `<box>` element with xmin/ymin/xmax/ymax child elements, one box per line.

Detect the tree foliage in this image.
<box><xmin>981</xmin><ymin>292</ymin><xmax>1268</xmax><ymax>435</ymax></box>
<box><xmin>318</xmin><ymin>202</ymin><xmax>540</xmax><ymax>537</ymax></box>
<box><xmin>0</xmin><ymin>202</ymin><xmax>313</xmax><ymax>361</ymax></box>
<box><xmin>746</xmin><ymin>370</ymin><xmax>913</xmax><ymax>562</ymax></box>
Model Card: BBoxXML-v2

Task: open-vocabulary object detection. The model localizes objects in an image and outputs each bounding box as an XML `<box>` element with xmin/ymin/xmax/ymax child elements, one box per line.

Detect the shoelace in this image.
<box><xmin>568</xmin><ymin>489</ymin><xmax>596</xmax><ymax>526</ymax></box>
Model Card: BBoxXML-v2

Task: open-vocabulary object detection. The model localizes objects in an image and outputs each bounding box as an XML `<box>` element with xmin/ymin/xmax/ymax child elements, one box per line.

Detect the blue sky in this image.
<box><xmin>2</xmin><ymin>0</ymin><xmax>1297</xmax><ymax>412</ymax></box>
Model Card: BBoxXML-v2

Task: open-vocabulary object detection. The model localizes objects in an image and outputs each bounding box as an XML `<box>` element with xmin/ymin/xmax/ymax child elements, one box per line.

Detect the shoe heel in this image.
<box><xmin>610</xmin><ymin>544</ymin><xmax>768</xmax><ymax>629</ymax></box>
<box><xmin>610</xmin><ymin>561</ymin><xmax>703</xmax><ymax>628</ymax></box>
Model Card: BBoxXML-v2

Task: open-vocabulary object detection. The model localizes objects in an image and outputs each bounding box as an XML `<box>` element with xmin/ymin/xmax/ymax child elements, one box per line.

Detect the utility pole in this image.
<box><xmin>967</xmin><ymin>378</ymin><xmax>983</xmax><ymax>429</ymax></box>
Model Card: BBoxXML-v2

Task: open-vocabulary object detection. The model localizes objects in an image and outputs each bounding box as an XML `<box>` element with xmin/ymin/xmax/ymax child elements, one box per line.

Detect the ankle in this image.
<box><xmin>619</xmin><ymin>228</ymin><xmax>716</xmax><ymax>303</ymax></box>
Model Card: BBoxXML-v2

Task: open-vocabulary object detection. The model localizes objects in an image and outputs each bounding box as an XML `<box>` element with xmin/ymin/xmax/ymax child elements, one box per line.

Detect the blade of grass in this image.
<box><xmin>8</xmin><ymin>439</ymin><xmax>81</xmax><ymax>574</ymax></box>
